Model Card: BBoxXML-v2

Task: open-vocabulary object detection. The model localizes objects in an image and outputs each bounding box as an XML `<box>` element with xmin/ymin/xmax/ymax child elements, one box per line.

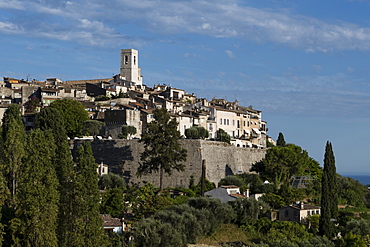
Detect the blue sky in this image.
<box><xmin>1</xmin><ymin>0</ymin><xmax>370</xmax><ymax>175</ymax></box>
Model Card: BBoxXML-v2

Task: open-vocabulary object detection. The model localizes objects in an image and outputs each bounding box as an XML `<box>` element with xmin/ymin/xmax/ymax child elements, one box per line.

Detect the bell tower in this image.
<box><xmin>120</xmin><ymin>49</ymin><xmax>142</xmax><ymax>86</ymax></box>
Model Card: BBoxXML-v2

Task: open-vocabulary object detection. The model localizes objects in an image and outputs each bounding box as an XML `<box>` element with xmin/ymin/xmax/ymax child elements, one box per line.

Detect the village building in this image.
<box><xmin>279</xmin><ymin>202</ymin><xmax>321</xmax><ymax>223</ymax></box>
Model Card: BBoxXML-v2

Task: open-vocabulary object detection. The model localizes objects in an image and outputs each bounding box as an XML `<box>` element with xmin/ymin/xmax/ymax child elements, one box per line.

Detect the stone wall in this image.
<box><xmin>72</xmin><ymin>139</ymin><xmax>266</xmax><ymax>188</ymax></box>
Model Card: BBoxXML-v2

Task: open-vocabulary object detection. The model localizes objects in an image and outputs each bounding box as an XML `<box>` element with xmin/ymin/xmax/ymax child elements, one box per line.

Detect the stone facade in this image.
<box><xmin>72</xmin><ymin>139</ymin><xmax>266</xmax><ymax>188</ymax></box>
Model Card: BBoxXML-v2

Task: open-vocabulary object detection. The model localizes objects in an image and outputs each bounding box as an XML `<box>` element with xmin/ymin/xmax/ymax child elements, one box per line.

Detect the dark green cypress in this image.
<box><xmin>276</xmin><ymin>132</ymin><xmax>286</xmax><ymax>147</ymax></box>
<box><xmin>319</xmin><ymin>141</ymin><xmax>337</xmax><ymax>239</ymax></box>
<box><xmin>15</xmin><ymin>129</ymin><xmax>59</xmax><ymax>246</ymax></box>
<box><xmin>73</xmin><ymin>141</ymin><xmax>107</xmax><ymax>246</ymax></box>
<box><xmin>36</xmin><ymin>107</ymin><xmax>76</xmax><ymax>246</ymax></box>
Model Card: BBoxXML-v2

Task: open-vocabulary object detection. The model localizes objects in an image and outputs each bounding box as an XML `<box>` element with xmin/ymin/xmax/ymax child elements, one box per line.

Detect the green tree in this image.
<box><xmin>120</xmin><ymin>125</ymin><xmax>137</xmax><ymax>139</ymax></box>
<box><xmin>138</xmin><ymin>108</ymin><xmax>187</xmax><ymax>190</ymax></box>
<box><xmin>24</xmin><ymin>96</ymin><xmax>40</xmax><ymax>113</ymax></box>
<box><xmin>82</xmin><ymin>120</ymin><xmax>104</xmax><ymax>136</ymax></box>
<box><xmin>276</xmin><ymin>132</ymin><xmax>286</xmax><ymax>147</ymax></box>
<box><xmin>217</xmin><ymin>128</ymin><xmax>230</xmax><ymax>144</ymax></box>
<box><xmin>73</xmin><ymin>141</ymin><xmax>107</xmax><ymax>246</ymax></box>
<box><xmin>100</xmin><ymin>188</ymin><xmax>125</xmax><ymax>218</ymax></box>
<box><xmin>218</xmin><ymin>175</ymin><xmax>245</xmax><ymax>188</ymax></box>
<box><xmin>319</xmin><ymin>141</ymin><xmax>338</xmax><ymax>239</ymax></box>
<box><xmin>185</xmin><ymin>126</ymin><xmax>209</xmax><ymax>139</ymax></box>
<box><xmin>36</xmin><ymin>107</ymin><xmax>77</xmax><ymax>246</ymax></box>
<box><xmin>1</xmin><ymin>104</ymin><xmax>26</xmax><ymax>207</ymax></box>
<box><xmin>15</xmin><ymin>129</ymin><xmax>59</xmax><ymax>246</ymax></box>
<box><xmin>251</xmin><ymin>144</ymin><xmax>321</xmax><ymax>190</ymax></box>
<box><xmin>98</xmin><ymin>173</ymin><xmax>126</xmax><ymax>190</ymax></box>
<box><xmin>49</xmin><ymin>99</ymin><xmax>89</xmax><ymax>138</ymax></box>
<box><xmin>231</xmin><ymin>198</ymin><xmax>270</xmax><ymax>225</ymax></box>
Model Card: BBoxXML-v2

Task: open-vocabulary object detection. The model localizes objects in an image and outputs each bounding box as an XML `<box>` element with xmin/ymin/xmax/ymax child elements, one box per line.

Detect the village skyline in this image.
<box><xmin>1</xmin><ymin>0</ymin><xmax>370</xmax><ymax>174</ymax></box>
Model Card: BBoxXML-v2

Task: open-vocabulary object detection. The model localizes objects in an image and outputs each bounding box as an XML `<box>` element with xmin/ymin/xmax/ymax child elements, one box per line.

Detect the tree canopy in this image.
<box><xmin>185</xmin><ymin>126</ymin><xmax>209</xmax><ymax>139</ymax></box>
<box><xmin>250</xmin><ymin>144</ymin><xmax>321</xmax><ymax>189</ymax></box>
<box><xmin>138</xmin><ymin>108</ymin><xmax>187</xmax><ymax>190</ymax></box>
<box><xmin>217</xmin><ymin>128</ymin><xmax>230</xmax><ymax>144</ymax></box>
<box><xmin>276</xmin><ymin>132</ymin><xmax>286</xmax><ymax>147</ymax></box>
<box><xmin>49</xmin><ymin>99</ymin><xmax>89</xmax><ymax>138</ymax></box>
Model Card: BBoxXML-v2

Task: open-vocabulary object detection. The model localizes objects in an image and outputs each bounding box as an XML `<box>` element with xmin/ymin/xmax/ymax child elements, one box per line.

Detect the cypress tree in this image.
<box><xmin>15</xmin><ymin>129</ymin><xmax>59</xmax><ymax>246</ymax></box>
<box><xmin>319</xmin><ymin>141</ymin><xmax>337</xmax><ymax>239</ymax></box>
<box><xmin>36</xmin><ymin>107</ymin><xmax>76</xmax><ymax>246</ymax></box>
<box><xmin>1</xmin><ymin>104</ymin><xmax>26</xmax><ymax>206</ymax></box>
<box><xmin>73</xmin><ymin>141</ymin><xmax>107</xmax><ymax>246</ymax></box>
<box><xmin>276</xmin><ymin>132</ymin><xmax>286</xmax><ymax>147</ymax></box>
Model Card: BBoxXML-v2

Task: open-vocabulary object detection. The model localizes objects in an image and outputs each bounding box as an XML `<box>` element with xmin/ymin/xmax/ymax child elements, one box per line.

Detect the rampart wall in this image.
<box><xmin>72</xmin><ymin>139</ymin><xmax>266</xmax><ymax>188</ymax></box>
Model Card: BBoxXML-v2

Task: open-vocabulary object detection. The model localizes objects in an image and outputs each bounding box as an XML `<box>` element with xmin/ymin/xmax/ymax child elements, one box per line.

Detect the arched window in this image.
<box><xmin>134</xmin><ymin>56</ymin><xmax>136</xmax><ymax>65</ymax></box>
<box><xmin>125</xmin><ymin>55</ymin><xmax>128</xmax><ymax>64</ymax></box>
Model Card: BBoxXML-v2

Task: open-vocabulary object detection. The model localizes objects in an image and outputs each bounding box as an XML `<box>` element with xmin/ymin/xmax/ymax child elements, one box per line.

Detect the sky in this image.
<box><xmin>1</xmin><ymin>0</ymin><xmax>370</xmax><ymax>175</ymax></box>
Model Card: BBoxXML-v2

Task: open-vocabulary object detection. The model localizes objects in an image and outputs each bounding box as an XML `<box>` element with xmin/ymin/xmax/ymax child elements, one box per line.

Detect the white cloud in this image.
<box><xmin>1</xmin><ymin>0</ymin><xmax>370</xmax><ymax>52</ymax></box>
<box><xmin>225</xmin><ymin>50</ymin><xmax>235</xmax><ymax>59</ymax></box>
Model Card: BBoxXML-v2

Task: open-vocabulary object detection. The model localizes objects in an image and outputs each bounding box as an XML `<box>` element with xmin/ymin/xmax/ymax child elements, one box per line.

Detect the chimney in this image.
<box><xmin>300</xmin><ymin>202</ymin><xmax>304</xmax><ymax>209</ymax></box>
<box><xmin>244</xmin><ymin>189</ymin><xmax>249</xmax><ymax>198</ymax></box>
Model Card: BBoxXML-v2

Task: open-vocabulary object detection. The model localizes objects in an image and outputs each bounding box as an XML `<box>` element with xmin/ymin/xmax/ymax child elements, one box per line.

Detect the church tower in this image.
<box><xmin>120</xmin><ymin>49</ymin><xmax>142</xmax><ymax>86</ymax></box>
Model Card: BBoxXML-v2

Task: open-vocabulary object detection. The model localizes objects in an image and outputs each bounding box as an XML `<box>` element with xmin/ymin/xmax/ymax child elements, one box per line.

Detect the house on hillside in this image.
<box><xmin>101</xmin><ymin>214</ymin><xmax>124</xmax><ymax>234</ymax></box>
<box><xmin>205</xmin><ymin>185</ymin><xmax>248</xmax><ymax>203</ymax></box>
<box><xmin>279</xmin><ymin>202</ymin><xmax>320</xmax><ymax>223</ymax></box>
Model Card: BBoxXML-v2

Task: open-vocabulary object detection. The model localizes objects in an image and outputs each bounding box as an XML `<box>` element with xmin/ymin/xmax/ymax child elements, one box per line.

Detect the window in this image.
<box><xmin>134</xmin><ymin>56</ymin><xmax>136</xmax><ymax>65</ymax></box>
<box><xmin>125</xmin><ymin>55</ymin><xmax>128</xmax><ymax>64</ymax></box>
<box><xmin>220</xmin><ymin>118</ymin><xmax>222</xmax><ymax>125</ymax></box>
<box><xmin>285</xmin><ymin>210</ymin><xmax>289</xmax><ymax>217</ymax></box>
<box><xmin>224</xmin><ymin>119</ymin><xmax>226</xmax><ymax>125</ymax></box>
<box><xmin>232</xmin><ymin>120</ymin><xmax>235</xmax><ymax>126</ymax></box>
<box><xmin>209</xmin><ymin>123</ymin><xmax>213</xmax><ymax>131</ymax></box>
<box><xmin>227</xmin><ymin>119</ymin><xmax>229</xmax><ymax>125</ymax></box>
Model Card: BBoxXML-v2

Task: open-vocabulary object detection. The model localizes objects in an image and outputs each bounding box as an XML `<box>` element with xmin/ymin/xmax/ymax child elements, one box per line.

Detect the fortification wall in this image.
<box><xmin>72</xmin><ymin>139</ymin><xmax>266</xmax><ymax>188</ymax></box>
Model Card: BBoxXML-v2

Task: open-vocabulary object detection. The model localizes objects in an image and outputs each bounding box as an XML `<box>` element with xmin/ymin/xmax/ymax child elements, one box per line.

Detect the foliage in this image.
<box><xmin>124</xmin><ymin>183</ymin><xmax>172</xmax><ymax>219</ymax></box>
<box><xmin>319</xmin><ymin>141</ymin><xmax>337</xmax><ymax>239</ymax></box>
<box><xmin>185</xmin><ymin>126</ymin><xmax>209</xmax><ymax>139</ymax></box>
<box><xmin>260</xmin><ymin>193</ymin><xmax>286</xmax><ymax>209</ymax></box>
<box><xmin>278</xmin><ymin>184</ymin><xmax>305</xmax><ymax>205</ymax></box>
<box><xmin>337</xmin><ymin>175</ymin><xmax>368</xmax><ymax>207</ymax></box>
<box><xmin>95</xmin><ymin>95</ymin><xmax>110</xmax><ymax>101</ymax></box>
<box><xmin>219</xmin><ymin>175</ymin><xmax>245</xmax><ymax>188</ymax></box>
<box><xmin>343</xmin><ymin>218</ymin><xmax>370</xmax><ymax>237</ymax></box>
<box><xmin>73</xmin><ymin>141</ymin><xmax>107</xmax><ymax>246</ymax></box>
<box><xmin>1</xmin><ymin>104</ymin><xmax>26</xmax><ymax>206</ymax></box>
<box><xmin>134</xmin><ymin>197</ymin><xmax>235</xmax><ymax>247</ymax></box>
<box><xmin>237</xmin><ymin>173</ymin><xmax>263</xmax><ymax>194</ymax></box>
<box><xmin>250</xmin><ymin>144</ymin><xmax>321</xmax><ymax>190</ymax></box>
<box><xmin>82</xmin><ymin>120</ymin><xmax>104</xmax><ymax>136</ymax></box>
<box><xmin>194</xmin><ymin>177</ymin><xmax>216</xmax><ymax>195</ymax></box>
<box><xmin>276</xmin><ymin>132</ymin><xmax>286</xmax><ymax>147</ymax></box>
<box><xmin>15</xmin><ymin>129</ymin><xmax>59</xmax><ymax>246</ymax></box>
<box><xmin>337</xmin><ymin>231</ymin><xmax>366</xmax><ymax>247</ymax></box>
<box><xmin>120</xmin><ymin>125</ymin><xmax>137</xmax><ymax>139</ymax></box>
<box><xmin>230</xmin><ymin>198</ymin><xmax>270</xmax><ymax>225</ymax></box>
<box><xmin>36</xmin><ymin>106</ymin><xmax>78</xmax><ymax>246</ymax></box>
<box><xmin>24</xmin><ymin>96</ymin><xmax>40</xmax><ymax>113</ymax></box>
<box><xmin>100</xmin><ymin>188</ymin><xmax>125</xmax><ymax>218</ymax></box>
<box><xmin>138</xmin><ymin>108</ymin><xmax>187</xmax><ymax>190</ymax></box>
<box><xmin>262</xmin><ymin>221</ymin><xmax>313</xmax><ymax>245</ymax></box>
<box><xmin>298</xmin><ymin>236</ymin><xmax>334</xmax><ymax>247</ymax></box>
<box><xmin>217</xmin><ymin>128</ymin><xmax>231</xmax><ymax>144</ymax></box>
<box><xmin>98</xmin><ymin>173</ymin><xmax>126</xmax><ymax>190</ymax></box>
<box><xmin>49</xmin><ymin>98</ymin><xmax>89</xmax><ymax>138</ymax></box>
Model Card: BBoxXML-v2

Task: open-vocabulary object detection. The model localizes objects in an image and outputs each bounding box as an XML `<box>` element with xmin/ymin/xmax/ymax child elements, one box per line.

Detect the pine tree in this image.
<box><xmin>15</xmin><ymin>129</ymin><xmax>59</xmax><ymax>246</ymax></box>
<box><xmin>276</xmin><ymin>132</ymin><xmax>286</xmax><ymax>147</ymax></box>
<box><xmin>138</xmin><ymin>108</ymin><xmax>187</xmax><ymax>190</ymax></box>
<box><xmin>73</xmin><ymin>141</ymin><xmax>107</xmax><ymax>246</ymax></box>
<box><xmin>319</xmin><ymin>141</ymin><xmax>337</xmax><ymax>239</ymax></box>
<box><xmin>36</xmin><ymin>107</ymin><xmax>77</xmax><ymax>246</ymax></box>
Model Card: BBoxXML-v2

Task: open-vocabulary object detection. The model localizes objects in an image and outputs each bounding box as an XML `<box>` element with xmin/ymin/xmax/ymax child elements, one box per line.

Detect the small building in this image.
<box><xmin>101</xmin><ymin>214</ymin><xmax>124</xmax><ymax>234</ymax></box>
<box><xmin>279</xmin><ymin>202</ymin><xmax>320</xmax><ymax>223</ymax></box>
<box><xmin>205</xmin><ymin>185</ymin><xmax>247</xmax><ymax>203</ymax></box>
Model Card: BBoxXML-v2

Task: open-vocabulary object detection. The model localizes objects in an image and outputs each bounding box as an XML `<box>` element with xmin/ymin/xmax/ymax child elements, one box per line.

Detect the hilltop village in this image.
<box><xmin>1</xmin><ymin>49</ymin><xmax>269</xmax><ymax>149</ymax></box>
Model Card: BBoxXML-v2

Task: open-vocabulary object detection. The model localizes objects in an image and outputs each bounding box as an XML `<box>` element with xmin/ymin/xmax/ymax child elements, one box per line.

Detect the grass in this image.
<box><xmin>196</xmin><ymin>223</ymin><xmax>254</xmax><ymax>246</ymax></box>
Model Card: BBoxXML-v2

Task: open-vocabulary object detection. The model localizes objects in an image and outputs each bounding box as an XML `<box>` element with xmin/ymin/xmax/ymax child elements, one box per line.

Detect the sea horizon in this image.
<box><xmin>341</xmin><ymin>174</ymin><xmax>370</xmax><ymax>185</ymax></box>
